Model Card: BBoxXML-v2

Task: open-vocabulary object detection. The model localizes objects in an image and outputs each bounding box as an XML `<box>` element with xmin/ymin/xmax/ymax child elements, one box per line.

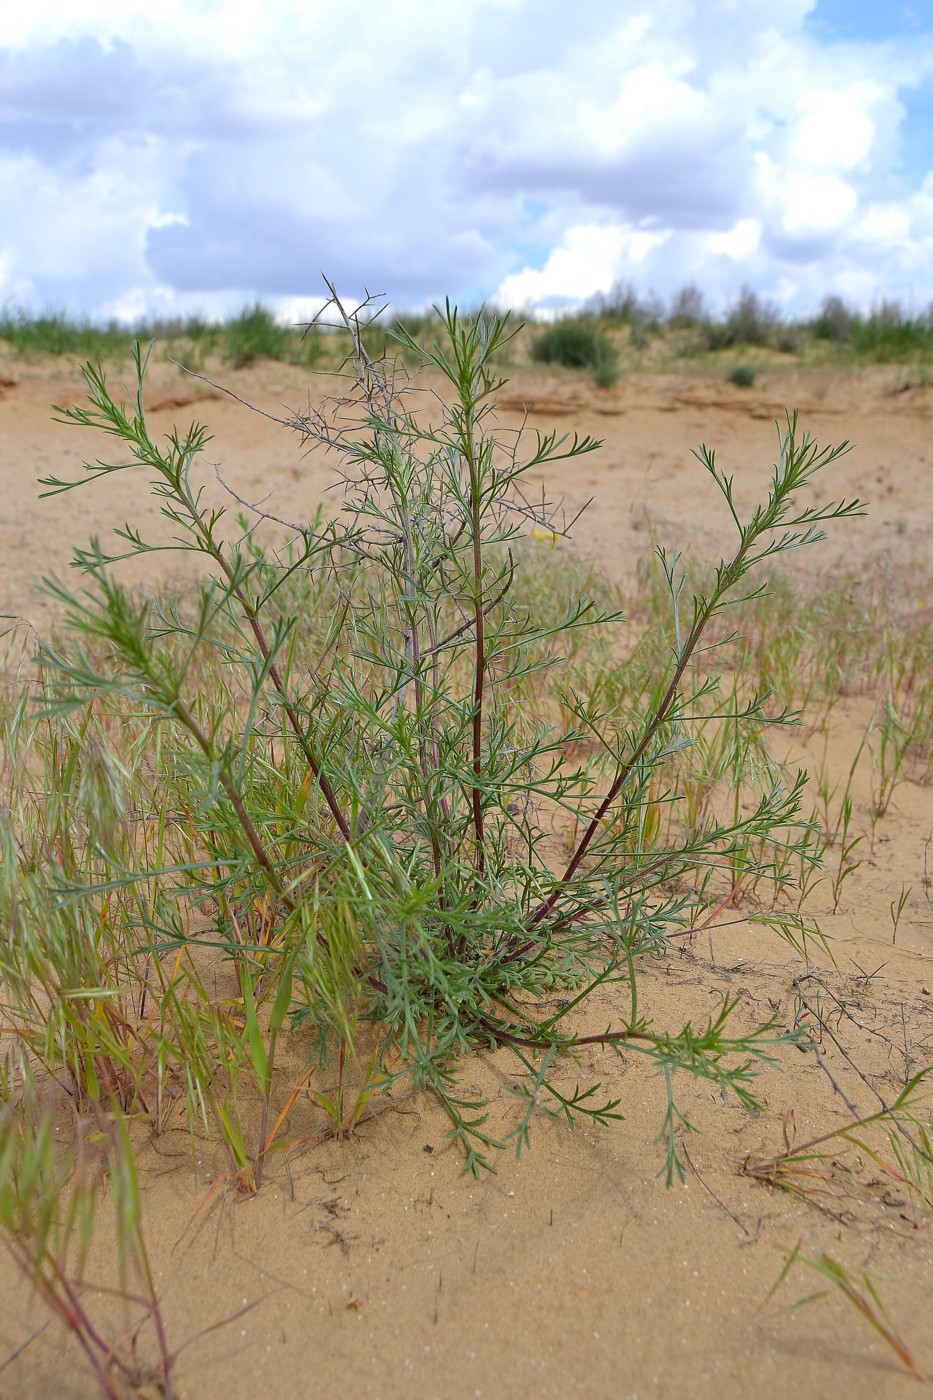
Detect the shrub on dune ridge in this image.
<box><xmin>0</xmin><ymin>307</ymin><xmax>130</xmax><ymax>360</ymax></box>
<box><xmin>225</xmin><ymin>301</ymin><xmax>321</xmax><ymax>368</ymax></box>
<box><xmin>4</xmin><ymin>287</ymin><xmax>932</xmax><ymax>373</ymax></box>
<box><xmin>531</xmin><ymin>318</ymin><xmax>619</xmax><ymax>385</ymax></box>
<box><xmin>703</xmin><ymin>286</ymin><xmax>781</xmax><ymax>350</ymax></box>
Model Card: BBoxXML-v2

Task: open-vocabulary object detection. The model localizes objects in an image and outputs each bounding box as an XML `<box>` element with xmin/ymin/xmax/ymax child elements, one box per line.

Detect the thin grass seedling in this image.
<box><xmin>830</xmin><ymin>794</ymin><xmax>863</xmax><ymax>914</ymax></box>
<box><xmin>869</xmin><ymin>699</ymin><xmax>914</xmax><ymax>827</ymax></box>
<box><xmin>767</xmin><ymin>1240</ymin><xmax>926</xmax><ymax>1380</ymax></box>
<box><xmin>890</xmin><ymin>884</ymin><xmax>912</xmax><ymax>944</ymax></box>
<box><xmin>744</xmin><ymin>1067</ymin><xmax>933</xmax><ymax>1212</ymax></box>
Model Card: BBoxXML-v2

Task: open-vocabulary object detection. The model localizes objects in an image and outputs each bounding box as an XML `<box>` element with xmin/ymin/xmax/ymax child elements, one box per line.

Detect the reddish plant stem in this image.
<box><xmin>172</xmin><ymin>699</ymin><xmax>295</xmax><ymax>912</ymax></box>
<box><xmin>465</xmin><ymin>431</ymin><xmax>486</xmax><ymax>876</ymax></box>
<box><xmin>174</xmin><ymin>476</ymin><xmax>352</xmax><ymax>843</ymax></box>
<box><xmin>425</xmin><ymin>558</ymin><xmax>513</xmax><ymax>657</ymax></box>
<box><xmin>399</xmin><ymin>496</ymin><xmax>441</xmax><ymax>882</ymax></box>
<box><xmin>53</xmin><ymin>1268</ymin><xmax>126</xmax><ymax>1399</ymax></box>
<box><xmin>478</xmin><ymin>1015</ymin><xmax>654</xmax><ymax>1053</ymax></box>
<box><xmin>425</xmin><ymin>608</ymin><xmax>459</xmax><ymax>958</ymax></box>
<box><xmin>230</xmin><ymin>581</ymin><xmax>352</xmax><ymax>842</ymax></box>
<box><xmin>527</xmin><ymin>541</ymin><xmax>748</xmax><ymax>928</ymax></box>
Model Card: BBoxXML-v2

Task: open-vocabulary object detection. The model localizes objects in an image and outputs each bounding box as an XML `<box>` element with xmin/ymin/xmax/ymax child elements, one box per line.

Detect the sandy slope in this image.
<box><xmin>1</xmin><ymin>353</ymin><xmax>931</xmax><ymax>1399</ymax></box>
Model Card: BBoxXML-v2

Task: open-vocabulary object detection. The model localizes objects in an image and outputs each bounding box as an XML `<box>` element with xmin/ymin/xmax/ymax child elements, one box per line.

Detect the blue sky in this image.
<box><xmin>808</xmin><ymin>0</ymin><xmax>928</xmax><ymax>48</ymax></box>
<box><xmin>1</xmin><ymin>0</ymin><xmax>931</xmax><ymax>324</ymax></box>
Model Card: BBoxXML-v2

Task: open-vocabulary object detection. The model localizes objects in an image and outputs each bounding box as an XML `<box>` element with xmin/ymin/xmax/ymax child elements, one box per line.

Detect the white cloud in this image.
<box><xmin>779</xmin><ymin>173</ymin><xmax>859</xmax><ymax>236</ymax></box>
<box><xmin>908</xmin><ymin>173</ymin><xmax>933</xmax><ymax>234</ymax></box>
<box><xmin>707</xmin><ymin>219</ymin><xmax>762</xmax><ymax>260</ymax></box>
<box><xmin>0</xmin><ymin>0</ymin><xmax>271</xmax><ymax>61</ymax></box>
<box><xmin>149</xmin><ymin>212</ymin><xmax>189</xmax><ymax>230</ymax></box>
<box><xmin>791</xmin><ymin>88</ymin><xmax>877</xmax><ymax>170</ymax></box>
<box><xmin>0</xmin><ymin>0</ymin><xmax>931</xmax><ymax>319</ymax></box>
<box><xmin>497</xmin><ymin>224</ymin><xmax>668</xmax><ymax>309</ymax></box>
<box><xmin>853</xmin><ymin>202</ymin><xmax>913</xmax><ymax>243</ymax></box>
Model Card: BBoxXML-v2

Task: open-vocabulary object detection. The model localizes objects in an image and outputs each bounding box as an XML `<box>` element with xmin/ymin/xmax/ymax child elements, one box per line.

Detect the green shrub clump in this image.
<box><xmin>811</xmin><ymin>295</ymin><xmax>853</xmax><ymax>344</ymax></box>
<box><xmin>0</xmin><ymin>309</ymin><xmax>132</xmax><ymax>360</ymax></box>
<box><xmin>0</xmin><ymin>287</ymin><xmax>870</xmax><ymax>1394</ymax></box>
<box><xmin>704</xmin><ymin>287</ymin><xmax>781</xmax><ymax>351</ymax></box>
<box><xmin>0</xmin><ymin>297</ymin><xmax>862</xmax><ymax>1202</ymax></box>
<box><xmin>729</xmin><ymin>363</ymin><xmax>756</xmax><ymax>388</ymax></box>
<box><xmin>531</xmin><ymin>319</ymin><xmax>618</xmax><ymax>386</ymax></box>
<box><xmin>224</xmin><ymin>302</ymin><xmax>320</xmax><ymax>368</ymax></box>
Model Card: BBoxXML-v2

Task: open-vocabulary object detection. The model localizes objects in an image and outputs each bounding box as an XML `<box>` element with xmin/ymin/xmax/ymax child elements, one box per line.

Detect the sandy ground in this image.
<box><xmin>1</xmin><ymin>352</ymin><xmax>931</xmax><ymax>1398</ymax></box>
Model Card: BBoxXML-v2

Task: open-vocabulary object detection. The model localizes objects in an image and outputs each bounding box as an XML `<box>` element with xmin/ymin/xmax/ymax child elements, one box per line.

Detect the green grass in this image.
<box><xmin>530</xmin><ymin>319</ymin><xmax>619</xmax><ymax>386</ymax></box>
<box><xmin>525</xmin><ymin>285</ymin><xmax>933</xmax><ymax>378</ymax></box>
<box><xmin>0</xmin><ymin>309</ymin><xmax>134</xmax><ymax>360</ymax></box>
<box><xmin>223</xmin><ymin>302</ymin><xmax>322</xmax><ymax>368</ymax></box>
<box><xmin>1</xmin><ymin>307</ymin><xmax>860</xmax><ymax>1175</ymax></box>
<box><xmin>728</xmin><ymin>363</ymin><xmax>756</xmax><ymax>388</ymax></box>
<box><xmin>0</xmin><ymin>302</ymin><xmax>324</xmax><ymax>370</ymax></box>
<box><xmin>3</xmin><ymin>287</ymin><xmax>932</xmax><ymax>381</ymax></box>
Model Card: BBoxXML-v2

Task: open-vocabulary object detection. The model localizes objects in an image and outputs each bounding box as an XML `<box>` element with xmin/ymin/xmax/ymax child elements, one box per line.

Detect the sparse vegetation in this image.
<box><xmin>3</xmin><ymin>284</ymin><xmax>932</xmax><ymax>378</ymax></box>
<box><xmin>1</xmin><ymin>288</ymin><xmax>932</xmax><ymax>1396</ymax></box>
<box><xmin>6</xmin><ymin>299</ymin><xmax>862</xmax><ymax>1185</ymax></box>
<box><xmin>0</xmin><ymin>309</ymin><xmax>134</xmax><ymax>361</ymax></box>
<box><xmin>223</xmin><ymin>302</ymin><xmax>321</xmax><ymax>369</ymax></box>
<box><xmin>531</xmin><ymin>318</ymin><xmax>619</xmax><ymax>385</ymax></box>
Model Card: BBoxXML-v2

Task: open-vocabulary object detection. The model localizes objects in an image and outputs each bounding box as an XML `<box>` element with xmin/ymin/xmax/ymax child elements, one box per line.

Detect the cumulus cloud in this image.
<box><xmin>497</xmin><ymin>224</ymin><xmax>669</xmax><ymax>311</ymax></box>
<box><xmin>791</xmin><ymin>88</ymin><xmax>877</xmax><ymax>170</ymax></box>
<box><xmin>0</xmin><ymin>0</ymin><xmax>931</xmax><ymax>320</ymax></box>
<box><xmin>706</xmin><ymin>220</ymin><xmax>762</xmax><ymax>261</ymax></box>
